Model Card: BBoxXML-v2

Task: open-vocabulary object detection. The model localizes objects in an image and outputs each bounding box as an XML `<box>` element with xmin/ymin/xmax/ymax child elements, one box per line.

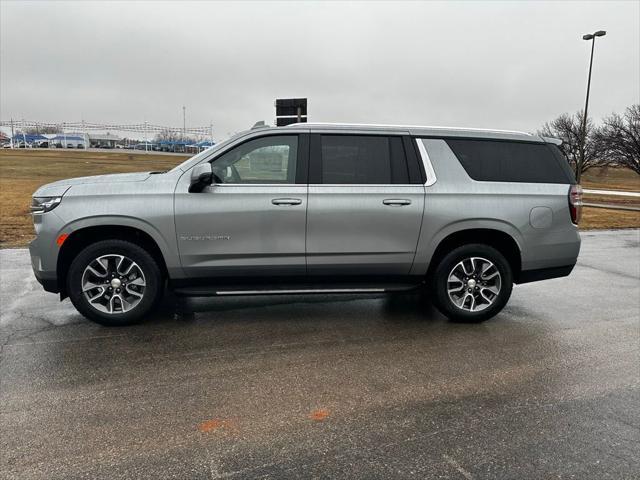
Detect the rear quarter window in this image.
<box><xmin>445</xmin><ymin>139</ymin><xmax>573</xmax><ymax>184</ymax></box>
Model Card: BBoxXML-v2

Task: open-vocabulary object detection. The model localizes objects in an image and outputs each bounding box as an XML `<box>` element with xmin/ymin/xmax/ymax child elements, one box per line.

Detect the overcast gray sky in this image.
<box><xmin>1</xmin><ymin>0</ymin><xmax>639</xmax><ymax>139</ymax></box>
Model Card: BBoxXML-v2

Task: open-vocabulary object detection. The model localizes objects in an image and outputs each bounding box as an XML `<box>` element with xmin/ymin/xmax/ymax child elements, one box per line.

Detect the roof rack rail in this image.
<box><xmin>541</xmin><ymin>136</ymin><xmax>563</xmax><ymax>145</ymax></box>
<box><xmin>284</xmin><ymin>122</ymin><xmax>531</xmax><ymax>136</ymax></box>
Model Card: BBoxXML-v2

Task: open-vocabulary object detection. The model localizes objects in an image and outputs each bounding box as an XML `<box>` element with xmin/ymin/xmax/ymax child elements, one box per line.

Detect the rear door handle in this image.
<box><xmin>272</xmin><ymin>198</ymin><xmax>302</xmax><ymax>206</ymax></box>
<box><xmin>383</xmin><ymin>199</ymin><xmax>411</xmax><ymax>206</ymax></box>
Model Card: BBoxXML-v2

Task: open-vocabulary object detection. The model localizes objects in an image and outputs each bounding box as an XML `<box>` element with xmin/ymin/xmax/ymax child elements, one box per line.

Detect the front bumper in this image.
<box><xmin>29</xmin><ymin>209</ymin><xmax>67</xmax><ymax>294</ymax></box>
<box><xmin>29</xmin><ymin>238</ymin><xmax>60</xmax><ymax>293</ymax></box>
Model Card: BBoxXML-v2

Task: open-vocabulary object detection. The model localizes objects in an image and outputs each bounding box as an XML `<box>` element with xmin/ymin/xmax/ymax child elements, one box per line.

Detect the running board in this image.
<box><xmin>216</xmin><ymin>287</ymin><xmax>385</xmax><ymax>296</ymax></box>
<box><xmin>173</xmin><ymin>283</ymin><xmax>421</xmax><ymax>297</ymax></box>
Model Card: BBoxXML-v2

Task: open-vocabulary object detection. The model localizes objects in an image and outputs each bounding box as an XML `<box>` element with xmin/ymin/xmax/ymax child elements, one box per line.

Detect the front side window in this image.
<box><xmin>319</xmin><ymin>135</ymin><xmax>408</xmax><ymax>184</ymax></box>
<box><xmin>211</xmin><ymin>135</ymin><xmax>298</xmax><ymax>184</ymax></box>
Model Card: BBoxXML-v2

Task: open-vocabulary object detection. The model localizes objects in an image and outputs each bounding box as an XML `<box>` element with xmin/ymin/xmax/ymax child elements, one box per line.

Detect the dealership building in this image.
<box><xmin>88</xmin><ymin>132</ymin><xmax>122</xmax><ymax>148</ymax></box>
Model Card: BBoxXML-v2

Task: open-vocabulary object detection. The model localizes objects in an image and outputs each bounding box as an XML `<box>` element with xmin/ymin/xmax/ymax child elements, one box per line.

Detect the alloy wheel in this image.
<box><xmin>447</xmin><ymin>256</ymin><xmax>502</xmax><ymax>312</ymax></box>
<box><xmin>81</xmin><ymin>254</ymin><xmax>146</xmax><ymax>314</ymax></box>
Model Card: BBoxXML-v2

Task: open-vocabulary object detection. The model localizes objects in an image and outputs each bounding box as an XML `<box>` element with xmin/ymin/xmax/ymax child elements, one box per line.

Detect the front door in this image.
<box><xmin>175</xmin><ymin>134</ymin><xmax>308</xmax><ymax>278</ymax></box>
<box><xmin>306</xmin><ymin>134</ymin><xmax>425</xmax><ymax>276</ymax></box>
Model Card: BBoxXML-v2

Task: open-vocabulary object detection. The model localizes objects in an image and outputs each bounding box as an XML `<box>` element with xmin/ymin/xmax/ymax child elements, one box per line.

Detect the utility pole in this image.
<box><xmin>577</xmin><ymin>30</ymin><xmax>606</xmax><ymax>183</ymax></box>
<box><xmin>182</xmin><ymin>106</ymin><xmax>186</xmax><ymax>140</ymax></box>
<box><xmin>10</xmin><ymin>118</ymin><xmax>14</xmax><ymax>148</ymax></box>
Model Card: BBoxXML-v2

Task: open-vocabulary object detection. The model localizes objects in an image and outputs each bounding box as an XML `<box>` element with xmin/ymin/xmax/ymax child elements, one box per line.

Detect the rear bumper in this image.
<box><xmin>516</xmin><ymin>264</ymin><xmax>575</xmax><ymax>284</ymax></box>
<box><xmin>521</xmin><ymin>228</ymin><xmax>581</xmax><ymax>273</ymax></box>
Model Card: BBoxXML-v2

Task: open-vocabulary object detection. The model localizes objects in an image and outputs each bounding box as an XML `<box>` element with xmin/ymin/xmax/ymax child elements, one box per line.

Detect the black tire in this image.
<box><xmin>67</xmin><ymin>240</ymin><xmax>163</xmax><ymax>326</ymax></box>
<box><xmin>431</xmin><ymin>244</ymin><xmax>513</xmax><ymax>323</ymax></box>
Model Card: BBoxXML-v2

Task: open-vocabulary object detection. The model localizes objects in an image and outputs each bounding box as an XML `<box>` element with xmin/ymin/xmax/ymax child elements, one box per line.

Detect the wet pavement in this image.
<box><xmin>1</xmin><ymin>230</ymin><xmax>639</xmax><ymax>479</ymax></box>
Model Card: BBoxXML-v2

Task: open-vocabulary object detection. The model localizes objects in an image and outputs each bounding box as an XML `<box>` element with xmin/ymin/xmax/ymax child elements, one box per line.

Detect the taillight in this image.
<box><xmin>569</xmin><ymin>184</ymin><xmax>583</xmax><ymax>225</ymax></box>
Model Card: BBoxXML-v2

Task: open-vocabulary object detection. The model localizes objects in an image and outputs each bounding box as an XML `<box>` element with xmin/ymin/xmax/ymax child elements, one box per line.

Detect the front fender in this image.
<box><xmin>55</xmin><ymin>215</ymin><xmax>183</xmax><ymax>277</ymax></box>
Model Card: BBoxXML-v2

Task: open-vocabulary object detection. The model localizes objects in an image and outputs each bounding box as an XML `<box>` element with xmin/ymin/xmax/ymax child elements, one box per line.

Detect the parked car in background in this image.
<box><xmin>29</xmin><ymin>123</ymin><xmax>581</xmax><ymax>326</ymax></box>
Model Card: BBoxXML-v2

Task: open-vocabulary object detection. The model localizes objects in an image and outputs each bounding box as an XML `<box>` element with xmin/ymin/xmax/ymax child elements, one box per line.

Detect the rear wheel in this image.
<box><xmin>67</xmin><ymin>240</ymin><xmax>163</xmax><ymax>326</ymax></box>
<box><xmin>431</xmin><ymin>244</ymin><xmax>512</xmax><ymax>323</ymax></box>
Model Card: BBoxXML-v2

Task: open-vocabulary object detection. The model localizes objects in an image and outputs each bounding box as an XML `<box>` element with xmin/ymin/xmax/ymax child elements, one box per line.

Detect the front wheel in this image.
<box><xmin>431</xmin><ymin>244</ymin><xmax>513</xmax><ymax>323</ymax></box>
<box><xmin>67</xmin><ymin>240</ymin><xmax>163</xmax><ymax>326</ymax></box>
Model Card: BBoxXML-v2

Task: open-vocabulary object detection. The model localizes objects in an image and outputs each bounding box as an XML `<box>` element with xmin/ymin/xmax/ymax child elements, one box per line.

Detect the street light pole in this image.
<box><xmin>577</xmin><ymin>30</ymin><xmax>606</xmax><ymax>183</ymax></box>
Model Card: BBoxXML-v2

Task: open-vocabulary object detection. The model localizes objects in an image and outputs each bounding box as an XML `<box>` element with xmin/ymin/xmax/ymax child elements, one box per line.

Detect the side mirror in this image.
<box><xmin>189</xmin><ymin>163</ymin><xmax>214</xmax><ymax>193</ymax></box>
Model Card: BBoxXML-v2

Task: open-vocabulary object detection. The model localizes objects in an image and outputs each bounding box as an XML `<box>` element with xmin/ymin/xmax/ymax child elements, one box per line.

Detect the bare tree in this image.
<box><xmin>154</xmin><ymin>128</ymin><xmax>194</xmax><ymax>143</ymax></box>
<box><xmin>595</xmin><ymin>104</ymin><xmax>640</xmax><ymax>175</ymax></box>
<box><xmin>24</xmin><ymin>125</ymin><xmax>61</xmax><ymax>135</ymax></box>
<box><xmin>154</xmin><ymin>128</ymin><xmax>180</xmax><ymax>142</ymax></box>
<box><xmin>538</xmin><ymin>111</ymin><xmax>605</xmax><ymax>177</ymax></box>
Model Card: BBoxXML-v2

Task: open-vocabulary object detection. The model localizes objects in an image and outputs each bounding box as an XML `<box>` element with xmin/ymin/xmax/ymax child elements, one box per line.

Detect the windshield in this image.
<box><xmin>169</xmin><ymin>129</ymin><xmax>252</xmax><ymax>173</ymax></box>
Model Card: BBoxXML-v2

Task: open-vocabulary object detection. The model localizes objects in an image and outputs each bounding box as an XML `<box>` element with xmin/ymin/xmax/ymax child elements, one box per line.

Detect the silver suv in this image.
<box><xmin>29</xmin><ymin>123</ymin><xmax>582</xmax><ymax>326</ymax></box>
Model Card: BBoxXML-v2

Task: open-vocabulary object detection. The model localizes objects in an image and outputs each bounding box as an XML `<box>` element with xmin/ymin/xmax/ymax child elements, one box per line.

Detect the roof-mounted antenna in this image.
<box><xmin>251</xmin><ymin>121</ymin><xmax>267</xmax><ymax>129</ymax></box>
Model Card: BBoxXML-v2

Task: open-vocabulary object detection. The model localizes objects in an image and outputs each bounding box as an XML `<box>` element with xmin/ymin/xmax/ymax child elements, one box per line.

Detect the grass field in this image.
<box><xmin>581</xmin><ymin>166</ymin><xmax>640</xmax><ymax>191</ymax></box>
<box><xmin>0</xmin><ymin>150</ymin><xmax>188</xmax><ymax>247</ymax></box>
<box><xmin>0</xmin><ymin>149</ymin><xmax>638</xmax><ymax>247</ymax></box>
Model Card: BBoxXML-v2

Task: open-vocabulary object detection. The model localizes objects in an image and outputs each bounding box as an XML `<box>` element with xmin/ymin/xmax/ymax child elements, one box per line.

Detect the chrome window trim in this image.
<box><xmin>210</xmin><ymin>184</ymin><xmax>424</xmax><ymax>188</ymax></box>
<box><xmin>308</xmin><ymin>184</ymin><xmax>424</xmax><ymax>188</ymax></box>
<box><xmin>415</xmin><ymin>139</ymin><xmax>438</xmax><ymax>187</ymax></box>
<box><xmin>209</xmin><ymin>183</ymin><xmax>304</xmax><ymax>187</ymax></box>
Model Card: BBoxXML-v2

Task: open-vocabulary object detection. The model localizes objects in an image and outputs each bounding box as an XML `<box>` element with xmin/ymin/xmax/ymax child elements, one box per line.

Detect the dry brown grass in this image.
<box><xmin>580</xmin><ymin>167</ymin><xmax>639</xmax><ymax>227</ymax></box>
<box><xmin>581</xmin><ymin>166</ymin><xmax>640</xmax><ymax>191</ymax></box>
<box><xmin>0</xmin><ymin>149</ymin><xmax>188</xmax><ymax>247</ymax></box>
<box><xmin>581</xmin><ymin>206</ymin><xmax>640</xmax><ymax>230</ymax></box>
<box><xmin>0</xmin><ymin>150</ymin><xmax>638</xmax><ymax>247</ymax></box>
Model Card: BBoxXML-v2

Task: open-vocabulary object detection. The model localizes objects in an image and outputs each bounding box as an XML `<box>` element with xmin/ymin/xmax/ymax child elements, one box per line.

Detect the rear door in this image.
<box><xmin>306</xmin><ymin>133</ymin><xmax>425</xmax><ymax>276</ymax></box>
<box><xmin>174</xmin><ymin>133</ymin><xmax>309</xmax><ymax>278</ymax></box>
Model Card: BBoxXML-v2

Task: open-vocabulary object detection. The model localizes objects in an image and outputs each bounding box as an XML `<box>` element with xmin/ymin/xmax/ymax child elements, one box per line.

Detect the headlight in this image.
<box><xmin>30</xmin><ymin>196</ymin><xmax>62</xmax><ymax>213</ymax></box>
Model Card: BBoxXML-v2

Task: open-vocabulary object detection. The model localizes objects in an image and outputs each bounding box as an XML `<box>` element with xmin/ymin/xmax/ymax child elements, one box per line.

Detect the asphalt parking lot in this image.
<box><xmin>1</xmin><ymin>229</ymin><xmax>639</xmax><ymax>479</ymax></box>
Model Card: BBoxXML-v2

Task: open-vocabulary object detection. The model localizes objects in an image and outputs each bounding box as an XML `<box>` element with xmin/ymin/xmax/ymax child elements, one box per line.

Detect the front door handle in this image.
<box><xmin>272</xmin><ymin>198</ymin><xmax>302</xmax><ymax>206</ymax></box>
<box><xmin>383</xmin><ymin>199</ymin><xmax>411</xmax><ymax>206</ymax></box>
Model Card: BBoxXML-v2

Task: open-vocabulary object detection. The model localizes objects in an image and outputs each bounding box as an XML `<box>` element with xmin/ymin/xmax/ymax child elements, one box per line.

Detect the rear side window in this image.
<box><xmin>319</xmin><ymin>135</ymin><xmax>409</xmax><ymax>184</ymax></box>
<box><xmin>446</xmin><ymin>139</ymin><xmax>572</xmax><ymax>184</ymax></box>
<box><xmin>548</xmin><ymin>144</ymin><xmax>577</xmax><ymax>183</ymax></box>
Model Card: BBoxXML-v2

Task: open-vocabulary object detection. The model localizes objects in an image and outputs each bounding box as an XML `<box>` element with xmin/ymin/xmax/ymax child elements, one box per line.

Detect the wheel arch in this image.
<box><xmin>425</xmin><ymin>227</ymin><xmax>523</xmax><ymax>283</ymax></box>
<box><xmin>57</xmin><ymin>223</ymin><xmax>170</xmax><ymax>298</ymax></box>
